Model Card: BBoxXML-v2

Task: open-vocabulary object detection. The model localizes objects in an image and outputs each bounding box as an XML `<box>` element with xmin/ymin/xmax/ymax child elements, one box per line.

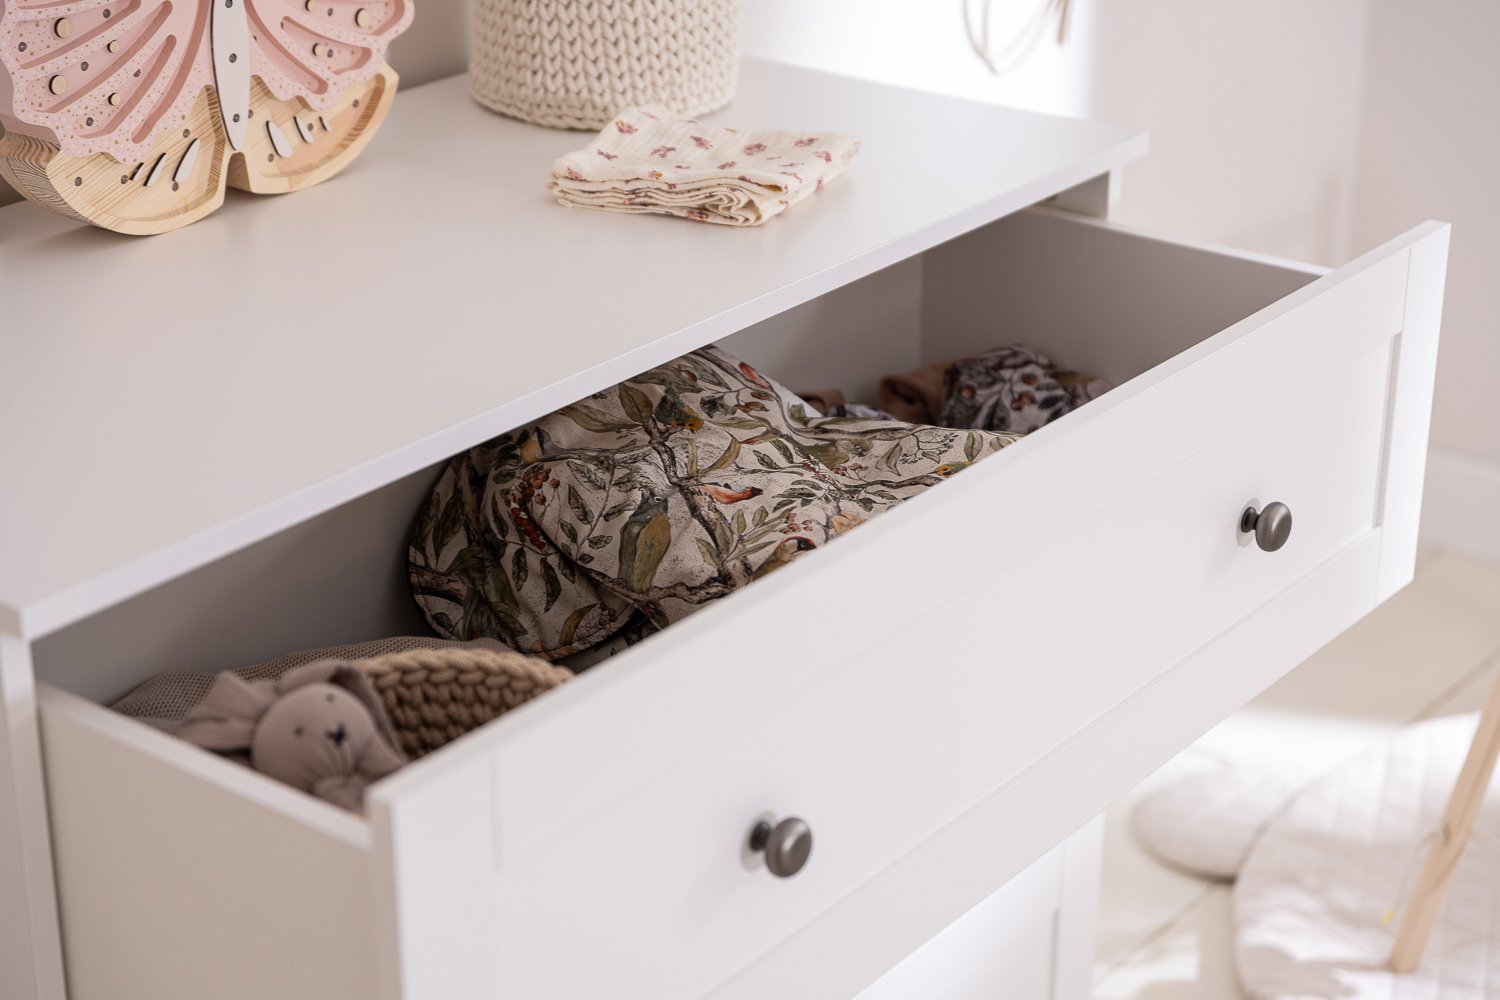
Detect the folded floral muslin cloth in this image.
<box><xmin>548</xmin><ymin>105</ymin><xmax>860</xmax><ymax>226</ymax></box>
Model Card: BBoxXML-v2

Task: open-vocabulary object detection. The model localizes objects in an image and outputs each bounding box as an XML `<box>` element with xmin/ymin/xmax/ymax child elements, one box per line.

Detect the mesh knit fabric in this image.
<box><xmin>470</xmin><ymin>0</ymin><xmax>740</xmax><ymax>130</ymax></box>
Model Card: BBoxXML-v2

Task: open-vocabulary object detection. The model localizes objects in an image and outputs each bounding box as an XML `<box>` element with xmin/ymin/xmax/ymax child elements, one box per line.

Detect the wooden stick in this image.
<box><xmin>1390</xmin><ymin>666</ymin><xmax>1500</xmax><ymax>971</ymax></box>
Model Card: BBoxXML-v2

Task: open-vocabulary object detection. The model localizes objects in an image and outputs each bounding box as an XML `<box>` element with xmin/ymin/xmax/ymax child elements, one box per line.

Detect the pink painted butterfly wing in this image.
<box><xmin>0</xmin><ymin>0</ymin><xmax>412</xmax><ymax>232</ymax></box>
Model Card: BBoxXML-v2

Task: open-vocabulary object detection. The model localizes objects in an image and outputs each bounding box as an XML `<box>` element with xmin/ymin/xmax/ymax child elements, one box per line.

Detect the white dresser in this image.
<box><xmin>0</xmin><ymin>59</ymin><xmax>1448</xmax><ymax>1000</ymax></box>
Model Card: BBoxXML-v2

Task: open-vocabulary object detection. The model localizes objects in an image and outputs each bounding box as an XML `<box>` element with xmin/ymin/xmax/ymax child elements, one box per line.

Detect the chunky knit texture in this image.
<box><xmin>361</xmin><ymin>646</ymin><xmax>572</xmax><ymax>758</ymax></box>
<box><xmin>471</xmin><ymin>0</ymin><xmax>740</xmax><ymax>130</ymax></box>
<box><xmin>112</xmin><ymin>637</ymin><xmax>572</xmax><ymax>759</ymax></box>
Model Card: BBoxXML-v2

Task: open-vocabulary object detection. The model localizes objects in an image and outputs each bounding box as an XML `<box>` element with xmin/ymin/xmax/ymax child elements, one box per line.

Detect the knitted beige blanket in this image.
<box><xmin>548</xmin><ymin>105</ymin><xmax>860</xmax><ymax>226</ymax></box>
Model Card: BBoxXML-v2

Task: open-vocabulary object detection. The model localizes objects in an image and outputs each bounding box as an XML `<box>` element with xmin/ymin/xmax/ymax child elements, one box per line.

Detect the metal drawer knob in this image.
<box><xmin>749</xmin><ymin>816</ymin><xmax>813</xmax><ymax>878</ymax></box>
<box><xmin>1241</xmin><ymin>501</ymin><xmax>1293</xmax><ymax>552</ymax></box>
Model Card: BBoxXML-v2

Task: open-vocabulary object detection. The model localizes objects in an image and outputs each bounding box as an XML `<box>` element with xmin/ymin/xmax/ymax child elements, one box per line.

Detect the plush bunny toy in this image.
<box><xmin>177</xmin><ymin>660</ymin><xmax>407</xmax><ymax>813</ymax></box>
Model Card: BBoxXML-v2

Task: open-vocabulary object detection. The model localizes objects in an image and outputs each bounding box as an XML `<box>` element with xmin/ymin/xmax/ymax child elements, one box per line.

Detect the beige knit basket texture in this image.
<box><xmin>111</xmin><ymin>637</ymin><xmax>573</xmax><ymax>760</ymax></box>
<box><xmin>471</xmin><ymin>0</ymin><xmax>741</xmax><ymax>130</ymax></box>
<box><xmin>362</xmin><ymin>646</ymin><xmax>572</xmax><ymax>758</ymax></box>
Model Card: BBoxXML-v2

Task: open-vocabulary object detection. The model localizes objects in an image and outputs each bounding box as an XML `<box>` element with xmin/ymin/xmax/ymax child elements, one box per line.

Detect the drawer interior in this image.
<box><xmin>32</xmin><ymin>208</ymin><xmax>1321</xmax><ymax>712</ymax></box>
<box><xmin>34</xmin><ymin>207</ymin><xmax>1324</xmax><ymax>720</ymax></box>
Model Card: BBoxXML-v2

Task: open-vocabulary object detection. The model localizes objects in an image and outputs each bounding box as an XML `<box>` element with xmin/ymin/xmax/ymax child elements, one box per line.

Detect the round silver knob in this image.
<box><xmin>1240</xmin><ymin>501</ymin><xmax>1293</xmax><ymax>552</ymax></box>
<box><xmin>749</xmin><ymin>817</ymin><xmax>813</xmax><ymax>878</ymax></box>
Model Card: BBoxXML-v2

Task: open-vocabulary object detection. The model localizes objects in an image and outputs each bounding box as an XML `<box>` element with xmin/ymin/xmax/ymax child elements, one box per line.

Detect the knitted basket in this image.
<box><xmin>112</xmin><ymin>637</ymin><xmax>573</xmax><ymax>760</ymax></box>
<box><xmin>470</xmin><ymin>0</ymin><xmax>741</xmax><ymax>130</ymax></box>
<box><xmin>361</xmin><ymin>646</ymin><xmax>572</xmax><ymax>758</ymax></box>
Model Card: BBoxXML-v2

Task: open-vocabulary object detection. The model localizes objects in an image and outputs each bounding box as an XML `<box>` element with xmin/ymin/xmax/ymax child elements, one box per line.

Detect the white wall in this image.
<box><xmin>743</xmin><ymin>0</ymin><xmax>1370</xmax><ymax>265</ymax></box>
<box><xmin>1350</xmin><ymin>2</ymin><xmax>1499</xmax><ymax>465</ymax></box>
<box><xmin>743</xmin><ymin>0</ymin><xmax>1500</xmax><ymax>557</ymax></box>
<box><xmin>1350</xmin><ymin>0</ymin><xmax>1500</xmax><ymax>558</ymax></box>
<box><xmin>1084</xmin><ymin>0</ymin><xmax>1369</xmax><ymax>265</ymax></box>
<box><xmin>387</xmin><ymin>0</ymin><xmax>472</xmax><ymax>92</ymax></box>
<box><xmin>740</xmin><ymin>1</ymin><xmax>1099</xmax><ymax>119</ymax></box>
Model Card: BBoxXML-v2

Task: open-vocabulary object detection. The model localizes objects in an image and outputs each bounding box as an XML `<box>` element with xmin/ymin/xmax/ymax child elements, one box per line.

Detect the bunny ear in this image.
<box><xmin>354</xmin><ymin>728</ymin><xmax>406</xmax><ymax>782</ymax></box>
<box><xmin>310</xmin><ymin>775</ymin><xmax>369</xmax><ymax>814</ymax></box>
<box><xmin>176</xmin><ymin>672</ymin><xmax>276</xmax><ymax>752</ymax></box>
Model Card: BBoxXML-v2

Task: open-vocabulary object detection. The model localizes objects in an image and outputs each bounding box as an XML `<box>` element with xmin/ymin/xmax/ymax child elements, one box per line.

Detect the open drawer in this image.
<box><xmin>33</xmin><ymin>208</ymin><xmax>1448</xmax><ymax>1000</ymax></box>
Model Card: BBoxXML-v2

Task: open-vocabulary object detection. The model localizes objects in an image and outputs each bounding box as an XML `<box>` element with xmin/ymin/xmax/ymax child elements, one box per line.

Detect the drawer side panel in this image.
<box><xmin>1375</xmin><ymin>223</ymin><xmax>1451</xmax><ymax>598</ymax></box>
<box><xmin>38</xmin><ymin>689</ymin><xmax>375</xmax><ymax>1000</ymax></box>
<box><xmin>0</xmin><ymin>636</ymin><xmax>64</xmax><ymax>1000</ymax></box>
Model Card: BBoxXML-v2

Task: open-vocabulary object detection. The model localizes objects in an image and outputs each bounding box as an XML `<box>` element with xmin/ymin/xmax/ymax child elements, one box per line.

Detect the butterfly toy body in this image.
<box><xmin>0</xmin><ymin>0</ymin><xmax>412</xmax><ymax>233</ymax></box>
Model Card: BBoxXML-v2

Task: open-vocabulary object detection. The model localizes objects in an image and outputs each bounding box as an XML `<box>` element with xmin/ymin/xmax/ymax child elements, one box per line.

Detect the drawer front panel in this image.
<box><xmin>494</xmin><ymin>341</ymin><xmax>1392</xmax><ymax>1000</ymax></box>
<box><xmin>368</xmin><ymin>220</ymin><xmax>1446</xmax><ymax>1000</ymax></box>
<box><xmin>484</xmin><ymin>240</ymin><xmax>1412</xmax><ymax>851</ymax></box>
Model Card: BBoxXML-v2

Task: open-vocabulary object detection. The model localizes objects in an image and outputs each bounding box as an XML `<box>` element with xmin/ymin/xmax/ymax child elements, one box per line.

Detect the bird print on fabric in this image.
<box><xmin>618</xmin><ymin>491</ymin><xmax>671</xmax><ymax>595</ymax></box>
<box><xmin>409</xmin><ymin>346</ymin><xmax>1027</xmax><ymax>664</ymax></box>
<box><xmin>698</xmin><ymin>483</ymin><xmax>763</xmax><ymax>505</ymax></box>
<box><xmin>751</xmin><ymin>536</ymin><xmax>817</xmax><ymax>580</ymax></box>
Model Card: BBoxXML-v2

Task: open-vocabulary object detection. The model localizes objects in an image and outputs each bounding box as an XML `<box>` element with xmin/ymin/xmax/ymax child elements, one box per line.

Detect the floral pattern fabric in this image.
<box><xmin>548</xmin><ymin>105</ymin><xmax>860</xmax><ymax>226</ymax></box>
<box><xmin>876</xmin><ymin>345</ymin><xmax>1111</xmax><ymax>431</ymax></box>
<box><xmin>409</xmin><ymin>347</ymin><xmax>1021</xmax><ymax>662</ymax></box>
<box><xmin>939</xmin><ymin>346</ymin><xmax>1112</xmax><ymax>433</ymax></box>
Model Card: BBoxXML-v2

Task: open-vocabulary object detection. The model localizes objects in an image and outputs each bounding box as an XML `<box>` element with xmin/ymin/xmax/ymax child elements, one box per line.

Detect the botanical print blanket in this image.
<box><xmin>410</xmin><ymin>347</ymin><xmax>1022</xmax><ymax>662</ymax></box>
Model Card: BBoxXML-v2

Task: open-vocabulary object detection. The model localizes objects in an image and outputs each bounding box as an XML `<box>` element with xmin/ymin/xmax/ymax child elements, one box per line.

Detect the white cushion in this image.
<box><xmin>1235</xmin><ymin>713</ymin><xmax>1500</xmax><ymax>999</ymax></box>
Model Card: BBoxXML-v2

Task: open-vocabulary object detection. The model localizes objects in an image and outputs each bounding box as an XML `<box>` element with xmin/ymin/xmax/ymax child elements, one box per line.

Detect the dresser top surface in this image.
<box><xmin>0</xmin><ymin>58</ymin><xmax>1145</xmax><ymax>636</ymax></box>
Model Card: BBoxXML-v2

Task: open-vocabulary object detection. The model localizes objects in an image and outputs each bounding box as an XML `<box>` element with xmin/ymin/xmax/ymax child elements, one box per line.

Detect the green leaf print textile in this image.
<box><xmin>408</xmin><ymin>346</ymin><xmax>1023</xmax><ymax>661</ymax></box>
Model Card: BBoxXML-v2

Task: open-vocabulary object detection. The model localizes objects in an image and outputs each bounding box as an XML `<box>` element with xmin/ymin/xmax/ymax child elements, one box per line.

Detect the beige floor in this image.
<box><xmin>1092</xmin><ymin>547</ymin><xmax>1500</xmax><ymax>998</ymax></box>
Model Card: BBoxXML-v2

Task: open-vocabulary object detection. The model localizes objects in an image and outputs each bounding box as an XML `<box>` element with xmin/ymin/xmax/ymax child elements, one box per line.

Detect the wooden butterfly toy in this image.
<box><xmin>0</xmin><ymin>0</ymin><xmax>412</xmax><ymax>233</ymax></box>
